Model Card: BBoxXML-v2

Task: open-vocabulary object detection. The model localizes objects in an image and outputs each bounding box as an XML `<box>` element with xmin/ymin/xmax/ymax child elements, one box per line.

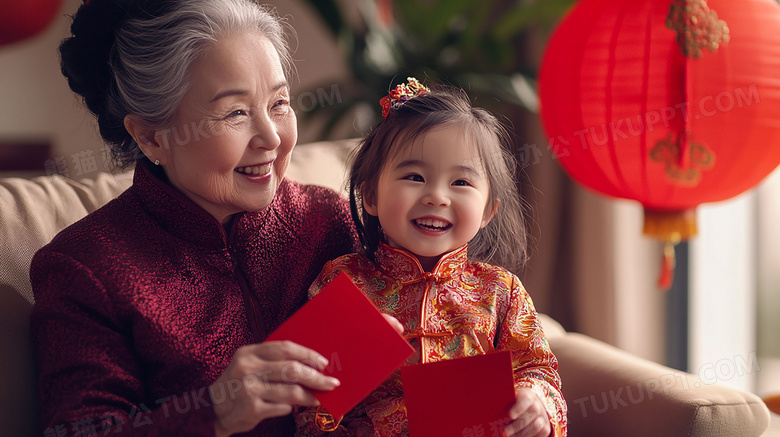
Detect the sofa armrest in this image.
<box><xmin>538</xmin><ymin>313</ymin><xmax>566</xmax><ymax>339</ymax></box>
<box><xmin>549</xmin><ymin>332</ymin><xmax>770</xmax><ymax>437</ymax></box>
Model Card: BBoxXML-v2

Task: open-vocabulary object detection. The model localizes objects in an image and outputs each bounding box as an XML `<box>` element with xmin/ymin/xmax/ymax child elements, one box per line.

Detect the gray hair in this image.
<box><xmin>109</xmin><ymin>0</ymin><xmax>293</xmax><ymax>166</ymax></box>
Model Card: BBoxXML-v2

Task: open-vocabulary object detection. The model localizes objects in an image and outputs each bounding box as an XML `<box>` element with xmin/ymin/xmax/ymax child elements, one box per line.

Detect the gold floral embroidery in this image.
<box><xmin>666</xmin><ymin>0</ymin><xmax>730</xmax><ymax>58</ymax></box>
<box><xmin>650</xmin><ymin>132</ymin><xmax>716</xmax><ymax>185</ymax></box>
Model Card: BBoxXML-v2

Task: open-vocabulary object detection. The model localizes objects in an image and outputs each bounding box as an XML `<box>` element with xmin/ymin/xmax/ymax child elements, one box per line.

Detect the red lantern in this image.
<box><xmin>539</xmin><ymin>0</ymin><xmax>780</xmax><ymax>288</ymax></box>
<box><xmin>0</xmin><ymin>0</ymin><xmax>62</xmax><ymax>46</ymax></box>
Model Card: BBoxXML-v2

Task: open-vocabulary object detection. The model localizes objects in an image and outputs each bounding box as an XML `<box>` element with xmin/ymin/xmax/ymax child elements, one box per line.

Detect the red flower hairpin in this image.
<box><xmin>380</xmin><ymin>77</ymin><xmax>430</xmax><ymax>118</ymax></box>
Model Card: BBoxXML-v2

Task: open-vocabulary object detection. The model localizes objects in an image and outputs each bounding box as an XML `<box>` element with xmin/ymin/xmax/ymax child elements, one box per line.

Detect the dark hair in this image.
<box><xmin>349</xmin><ymin>85</ymin><xmax>529</xmax><ymax>272</ymax></box>
<box><xmin>59</xmin><ymin>0</ymin><xmax>293</xmax><ymax>169</ymax></box>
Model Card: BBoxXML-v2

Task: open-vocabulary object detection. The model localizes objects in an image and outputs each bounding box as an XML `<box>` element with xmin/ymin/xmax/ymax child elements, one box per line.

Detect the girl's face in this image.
<box><xmin>364</xmin><ymin>126</ymin><xmax>497</xmax><ymax>271</ymax></box>
<box><xmin>152</xmin><ymin>32</ymin><xmax>297</xmax><ymax>224</ymax></box>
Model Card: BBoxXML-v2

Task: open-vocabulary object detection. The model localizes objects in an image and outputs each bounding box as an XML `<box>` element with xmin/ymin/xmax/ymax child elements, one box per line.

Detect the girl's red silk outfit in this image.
<box><xmin>295</xmin><ymin>243</ymin><xmax>567</xmax><ymax>436</ymax></box>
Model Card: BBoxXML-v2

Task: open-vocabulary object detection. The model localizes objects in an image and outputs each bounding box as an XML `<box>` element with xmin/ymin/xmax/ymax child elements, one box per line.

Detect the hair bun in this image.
<box><xmin>59</xmin><ymin>1</ymin><xmax>128</xmax><ymax>118</ymax></box>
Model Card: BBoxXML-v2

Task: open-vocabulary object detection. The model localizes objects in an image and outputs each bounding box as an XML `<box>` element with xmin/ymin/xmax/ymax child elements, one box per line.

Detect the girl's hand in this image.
<box><xmin>209</xmin><ymin>341</ymin><xmax>340</xmax><ymax>437</ymax></box>
<box><xmin>382</xmin><ymin>313</ymin><xmax>404</xmax><ymax>334</ymax></box>
<box><xmin>504</xmin><ymin>387</ymin><xmax>552</xmax><ymax>437</ymax></box>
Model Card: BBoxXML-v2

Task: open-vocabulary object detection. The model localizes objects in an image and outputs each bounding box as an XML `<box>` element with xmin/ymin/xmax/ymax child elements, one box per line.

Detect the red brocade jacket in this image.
<box><xmin>29</xmin><ymin>161</ymin><xmax>357</xmax><ymax>437</ymax></box>
<box><xmin>295</xmin><ymin>243</ymin><xmax>567</xmax><ymax>437</ymax></box>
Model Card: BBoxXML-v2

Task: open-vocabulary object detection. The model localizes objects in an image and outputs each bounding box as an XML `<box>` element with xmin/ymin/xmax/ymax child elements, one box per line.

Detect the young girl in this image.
<box><xmin>295</xmin><ymin>79</ymin><xmax>567</xmax><ymax>437</ymax></box>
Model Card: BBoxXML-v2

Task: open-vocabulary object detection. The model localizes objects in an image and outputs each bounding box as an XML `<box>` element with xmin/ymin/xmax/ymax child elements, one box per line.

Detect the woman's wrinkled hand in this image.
<box><xmin>504</xmin><ymin>387</ymin><xmax>552</xmax><ymax>437</ymax></box>
<box><xmin>209</xmin><ymin>341</ymin><xmax>340</xmax><ymax>437</ymax></box>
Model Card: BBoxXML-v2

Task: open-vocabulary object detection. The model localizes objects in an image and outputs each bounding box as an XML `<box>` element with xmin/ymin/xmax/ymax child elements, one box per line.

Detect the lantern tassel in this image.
<box><xmin>658</xmin><ymin>241</ymin><xmax>677</xmax><ymax>290</ymax></box>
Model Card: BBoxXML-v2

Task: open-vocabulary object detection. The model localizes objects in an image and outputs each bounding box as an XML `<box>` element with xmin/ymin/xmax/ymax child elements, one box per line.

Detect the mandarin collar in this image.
<box><xmin>132</xmin><ymin>159</ymin><xmax>272</xmax><ymax>249</ymax></box>
<box><xmin>374</xmin><ymin>242</ymin><xmax>469</xmax><ymax>284</ymax></box>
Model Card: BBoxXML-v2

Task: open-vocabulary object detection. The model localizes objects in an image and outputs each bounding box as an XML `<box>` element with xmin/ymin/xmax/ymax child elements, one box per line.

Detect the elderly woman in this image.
<box><xmin>29</xmin><ymin>0</ymin><xmax>367</xmax><ymax>435</ymax></box>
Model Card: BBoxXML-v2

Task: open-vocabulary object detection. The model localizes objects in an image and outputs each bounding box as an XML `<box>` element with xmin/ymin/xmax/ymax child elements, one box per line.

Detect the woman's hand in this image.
<box><xmin>209</xmin><ymin>341</ymin><xmax>340</xmax><ymax>437</ymax></box>
<box><xmin>504</xmin><ymin>387</ymin><xmax>552</xmax><ymax>437</ymax></box>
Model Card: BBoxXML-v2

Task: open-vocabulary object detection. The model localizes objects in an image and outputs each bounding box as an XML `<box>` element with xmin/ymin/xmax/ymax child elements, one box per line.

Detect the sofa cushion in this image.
<box><xmin>286</xmin><ymin>139</ymin><xmax>357</xmax><ymax>196</ymax></box>
<box><xmin>0</xmin><ymin>172</ymin><xmax>133</xmax><ymax>305</ymax></box>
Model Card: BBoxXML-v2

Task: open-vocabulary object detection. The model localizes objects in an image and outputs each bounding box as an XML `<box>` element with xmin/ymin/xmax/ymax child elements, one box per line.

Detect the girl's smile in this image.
<box><xmin>363</xmin><ymin>125</ymin><xmax>497</xmax><ymax>270</ymax></box>
<box><xmin>412</xmin><ymin>216</ymin><xmax>453</xmax><ymax>233</ymax></box>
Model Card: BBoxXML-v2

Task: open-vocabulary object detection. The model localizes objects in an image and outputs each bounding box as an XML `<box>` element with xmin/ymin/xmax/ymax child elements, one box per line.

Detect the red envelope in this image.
<box><xmin>266</xmin><ymin>272</ymin><xmax>414</xmax><ymax>419</ymax></box>
<box><xmin>401</xmin><ymin>351</ymin><xmax>516</xmax><ymax>437</ymax></box>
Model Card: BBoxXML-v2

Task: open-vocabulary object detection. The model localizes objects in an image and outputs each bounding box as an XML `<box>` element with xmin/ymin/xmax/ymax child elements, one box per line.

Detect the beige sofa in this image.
<box><xmin>0</xmin><ymin>139</ymin><xmax>770</xmax><ymax>436</ymax></box>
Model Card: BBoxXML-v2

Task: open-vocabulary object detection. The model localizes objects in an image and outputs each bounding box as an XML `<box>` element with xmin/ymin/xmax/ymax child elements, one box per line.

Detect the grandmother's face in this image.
<box><xmin>154</xmin><ymin>31</ymin><xmax>296</xmax><ymax>224</ymax></box>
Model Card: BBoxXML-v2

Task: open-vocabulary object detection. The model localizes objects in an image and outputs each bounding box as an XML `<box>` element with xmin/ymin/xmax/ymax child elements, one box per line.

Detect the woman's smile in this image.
<box><xmin>235</xmin><ymin>161</ymin><xmax>274</xmax><ymax>179</ymax></box>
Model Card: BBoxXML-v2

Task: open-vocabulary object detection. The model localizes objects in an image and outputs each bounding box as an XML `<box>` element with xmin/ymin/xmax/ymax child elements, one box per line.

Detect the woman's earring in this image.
<box><xmin>154</xmin><ymin>159</ymin><xmax>160</xmax><ymax>166</ymax></box>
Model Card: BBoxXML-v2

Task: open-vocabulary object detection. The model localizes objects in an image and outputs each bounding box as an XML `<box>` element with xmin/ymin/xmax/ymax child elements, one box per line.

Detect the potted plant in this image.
<box><xmin>299</xmin><ymin>0</ymin><xmax>575</xmax><ymax>138</ymax></box>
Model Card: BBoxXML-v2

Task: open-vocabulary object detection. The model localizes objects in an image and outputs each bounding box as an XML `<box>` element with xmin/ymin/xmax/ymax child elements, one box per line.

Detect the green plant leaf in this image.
<box><xmin>493</xmin><ymin>0</ymin><xmax>575</xmax><ymax>40</ymax></box>
<box><xmin>298</xmin><ymin>0</ymin><xmax>346</xmax><ymax>37</ymax></box>
<box><xmin>297</xmin><ymin>0</ymin><xmax>576</xmax><ymax>139</ymax></box>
